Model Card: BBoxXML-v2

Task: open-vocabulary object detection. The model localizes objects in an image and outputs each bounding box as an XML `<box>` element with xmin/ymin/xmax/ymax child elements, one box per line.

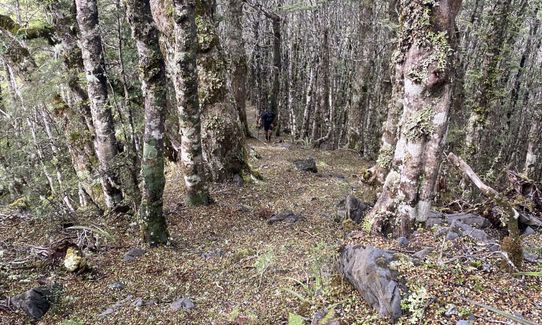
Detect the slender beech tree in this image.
<box><xmin>125</xmin><ymin>0</ymin><xmax>169</xmax><ymax>244</ymax></box>
<box><xmin>464</xmin><ymin>0</ymin><xmax>512</xmax><ymax>161</ymax></box>
<box><xmin>75</xmin><ymin>0</ymin><xmax>124</xmax><ymax>208</ymax></box>
<box><xmin>364</xmin><ymin>0</ymin><xmax>462</xmax><ymax>236</ymax></box>
<box><xmin>172</xmin><ymin>0</ymin><xmax>212</xmax><ymax>205</ymax></box>
<box><xmin>224</xmin><ymin>0</ymin><xmax>251</xmax><ymax>137</ymax></box>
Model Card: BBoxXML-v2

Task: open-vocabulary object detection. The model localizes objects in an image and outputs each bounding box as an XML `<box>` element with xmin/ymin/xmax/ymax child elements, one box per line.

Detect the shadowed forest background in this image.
<box><xmin>0</xmin><ymin>0</ymin><xmax>541</xmax><ymax>324</ymax></box>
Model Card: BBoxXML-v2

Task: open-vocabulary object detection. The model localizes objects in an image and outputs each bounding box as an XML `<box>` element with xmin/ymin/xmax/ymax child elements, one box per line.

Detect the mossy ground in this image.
<box><xmin>1</xmin><ymin>118</ymin><xmax>541</xmax><ymax>324</ymax></box>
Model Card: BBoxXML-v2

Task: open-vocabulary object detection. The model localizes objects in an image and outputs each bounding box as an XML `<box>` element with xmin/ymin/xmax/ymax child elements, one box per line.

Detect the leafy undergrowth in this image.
<box><xmin>1</xmin><ymin>137</ymin><xmax>541</xmax><ymax>324</ymax></box>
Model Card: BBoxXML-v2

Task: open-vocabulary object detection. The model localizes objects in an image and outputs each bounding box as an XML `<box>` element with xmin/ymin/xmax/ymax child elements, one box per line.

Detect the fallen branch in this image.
<box><xmin>447</xmin><ymin>152</ymin><xmax>522</xmax><ymax>268</ymax></box>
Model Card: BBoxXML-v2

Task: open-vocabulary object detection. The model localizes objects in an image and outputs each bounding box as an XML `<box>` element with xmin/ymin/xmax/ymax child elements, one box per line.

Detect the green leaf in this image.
<box><xmin>288</xmin><ymin>313</ymin><xmax>305</xmax><ymax>325</ymax></box>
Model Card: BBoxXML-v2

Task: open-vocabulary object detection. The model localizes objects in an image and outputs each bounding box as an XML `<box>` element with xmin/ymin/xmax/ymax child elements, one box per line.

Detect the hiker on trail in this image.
<box><xmin>259</xmin><ymin>110</ymin><xmax>276</xmax><ymax>142</ymax></box>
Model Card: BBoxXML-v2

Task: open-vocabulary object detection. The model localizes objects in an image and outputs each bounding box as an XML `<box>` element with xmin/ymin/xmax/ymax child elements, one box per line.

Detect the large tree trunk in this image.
<box><xmin>172</xmin><ymin>0</ymin><xmax>212</xmax><ymax>205</ymax></box>
<box><xmin>195</xmin><ymin>0</ymin><xmax>247</xmax><ymax>182</ymax></box>
<box><xmin>75</xmin><ymin>0</ymin><xmax>124</xmax><ymax>208</ymax></box>
<box><xmin>125</xmin><ymin>0</ymin><xmax>169</xmax><ymax>244</ymax></box>
<box><xmin>364</xmin><ymin>0</ymin><xmax>463</xmax><ymax>237</ymax></box>
<box><xmin>224</xmin><ymin>0</ymin><xmax>250</xmax><ymax>137</ymax></box>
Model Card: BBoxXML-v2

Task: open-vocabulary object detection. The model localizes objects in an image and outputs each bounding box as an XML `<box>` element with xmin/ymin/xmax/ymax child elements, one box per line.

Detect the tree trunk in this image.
<box><xmin>524</xmin><ymin>102</ymin><xmax>541</xmax><ymax>178</ymax></box>
<box><xmin>364</xmin><ymin>0</ymin><xmax>463</xmax><ymax>237</ymax></box>
<box><xmin>270</xmin><ymin>14</ymin><xmax>282</xmax><ymax>136</ymax></box>
<box><xmin>464</xmin><ymin>0</ymin><xmax>513</xmax><ymax>161</ymax></box>
<box><xmin>172</xmin><ymin>0</ymin><xmax>212</xmax><ymax>205</ymax></box>
<box><xmin>125</xmin><ymin>0</ymin><xmax>170</xmax><ymax>244</ymax></box>
<box><xmin>195</xmin><ymin>0</ymin><xmax>248</xmax><ymax>182</ymax></box>
<box><xmin>224</xmin><ymin>0</ymin><xmax>251</xmax><ymax>137</ymax></box>
<box><xmin>75</xmin><ymin>0</ymin><xmax>124</xmax><ymax>208</ymax></box>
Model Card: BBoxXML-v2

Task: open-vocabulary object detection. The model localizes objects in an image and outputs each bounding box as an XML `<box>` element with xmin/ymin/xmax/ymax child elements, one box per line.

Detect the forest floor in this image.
<box><xmin>1</xmin><ymin>122</ymin><xmax>542</xmax><ymax>324</ymax></box>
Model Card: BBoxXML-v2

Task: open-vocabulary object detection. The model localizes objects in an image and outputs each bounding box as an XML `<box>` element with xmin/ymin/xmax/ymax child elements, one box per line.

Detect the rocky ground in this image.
<box><xmin>1</xmin><ymin>132</ymin><xmax>541</xmax><ymax>324</ymax></box>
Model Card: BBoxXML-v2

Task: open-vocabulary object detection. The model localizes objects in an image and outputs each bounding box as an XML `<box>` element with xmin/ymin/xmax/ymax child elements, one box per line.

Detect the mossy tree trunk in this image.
<box><xmin>172</xmin><ymin>0</ymin><xmax>212</xmax><ymax>205</ymax></box>
<box><xmin>464</xmin><ymin>0</ymin><xmax>512</xmax><ymax>161</ymax></box>
<box><xmin>195</xmin><ymin>0</ymin><xmax>247</xmax><ymax>182</ymax></box>
<box><xmin>224</xmin><ymin>0</ymin><xmax>251</xmax><ymax>137</ymax></box>
<box><xmin>48</xmin><ymin>0</ymin><xmax>99</xmax><ymax>207</ymax></box>
<box><xmin>524</xmin><ymin>102</ymin><xmax>541</xmax><ymax>178</ymax></box>
<box><xmin>125</xmin><ymin>0</ymin><xmax>169</xmax><ymax>244</ymax></box>
<box><xmin>364</xmin><ymin>0</ymin><xmax>463</xmax><ymax>237</ymax></box>
<box><xmin>75</xmin><ymin>0</ymin><xmax>124</xmax><ymax>208</ymax></box>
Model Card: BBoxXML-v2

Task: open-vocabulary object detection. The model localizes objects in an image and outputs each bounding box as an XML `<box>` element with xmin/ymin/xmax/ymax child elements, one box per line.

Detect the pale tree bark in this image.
<box><xmin>224</xmin><ymin>0</ymin><xmax>251</xmax><ymax>137</ymax></box>
<box><xmin>364</xmin><ymin>0</ymin><xmax>463</xmax><ymax>237</ymax></box>
<box><xmin>75</xmin><ymin>0</ymin><xmax>124</xmax><ymax>208</ymax></box>
<box><xmin>172</xmin><ymin>0</ymin><xmax>212</xmax><ymax>205</ymax></box>
<box><xmin>125</xmin><ymin>0</ymin><xmax>169</xmax><ymax>244</ymax></box>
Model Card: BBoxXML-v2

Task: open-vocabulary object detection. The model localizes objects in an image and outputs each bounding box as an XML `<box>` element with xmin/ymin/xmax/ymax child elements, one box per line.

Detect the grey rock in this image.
<box><xmin>339</xmin><ymin>245</ymin><xmax>402</xmax><ymax>321</ymax></box>
<box><xmin>123</xmin><ymin>248</ymin><xmax>145</xmax><ymax>262</ymax></box>
<box><xmin>267</xmin><ymin>210</ymin><xmax>300</xmax><ymax>225</ymax></box>
<box><xmin>109</xmin><ymin>281</ymin><xmax>125</xmax><ymax>290</ymax></box>
<box><xmin>131</xmin><ymin>297</ymin><xmax>144</xmax><ymax>307</ymax></box>
<box><xmin>345</xmin><ymin>194</ymin><xmax>370</xmax><ymax>224</ymax></box>
<box><xmin>426</xmin><ymin>211</ymin><xmax>445</xmax><ymax>227</ymax></box>
<box><xmin>445</xmin><ymin>304</ymin><xmax>458</xmax><ymax>317</ymax></box>
<box><xmin>435</xmin><ymin>226</ymin><xmax>450</xmax><ymax>237</ymax></box>
<box><xmin>486</xmin><ymin>242</ymin><xmax>500</xmax><ymax>252</ymax></box>
<box><xmin>413</xmin><ymin>248</ymin><xmax>433</xmax><ymax>260</ymax></box>
<box><xmin>518</xmin><ymin>212</ymin><xmax>542</xmax><ymax>227</ymax></box>
<box><xmin>450</xmin><ymin>220</ymin><xmax>488</xmax><ymax>242</ymax></box>
<box><xmin>456</xmin><ymin>321</ymin><xmax>470</xmax><ymax>325</ymax></box>
<box><xmin>397</xmin><ymin>237</ymin><xmax>409</xmax><ymax>247</ymax></box>
<box><xmin>522</xmin><ymin>226</ymin><xmax>535</xmax><ymax>237</ymax></box>
<box><xmin>446</xmin><ymin>231</ymin><xmax>460</xmax><ymax>241</ymax></box>
<box><xmin>232</xmin><ymin>174</ymin><xmax>244</xmax><ymax>187</ymax></box>
<box><xmin>524</xmin><ymin>252</ymin><xmax>540</xmax><ymax>263</ymax></box>
<box><xmin>99</xmin><ymin>295</ymin><xmax>133</xmax><ymax>317</ymax></box>
<box><xmin>170</xmin><ymin>297</ymin><xmax>195</xmax><ymax>312</ymax></box>
<box><xmin>426</xmin><ymin>217</ymin><xmax>444</xmax><ymax>227</ymax></box>
<box><xmin>293</xmin><ymin>158</ymin><xmax>318</xmax><ymax>173</ymax></box>
<box><xmin>445</xmin><ymin>213</ymin><xmax>490</xmax><ymax>228</ymax></box>
<box><xmin>10</xmin><ymin>287</ymin><xmax>51</xmax><ymax>320</ymax></box>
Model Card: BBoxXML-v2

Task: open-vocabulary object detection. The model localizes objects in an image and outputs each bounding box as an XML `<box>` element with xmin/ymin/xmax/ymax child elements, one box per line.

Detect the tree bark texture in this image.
<box><xmin>365</xmin><ymin>0</ymin><xmax>463</xmax><ymax>237</ymax></box>
<box><xmin>75</xmin><ymin>0</ymin><xmax>124</xmax><ymax>208</ymax></box>
<box><xmin>125</xmin><ymin>0</ymin><xmax>170</xmax><ymax>244</ymax></box>
<box><xmin>172</xmin><ymin>0</ymin><xmax>212</xmax><ymax>205</ymax></box>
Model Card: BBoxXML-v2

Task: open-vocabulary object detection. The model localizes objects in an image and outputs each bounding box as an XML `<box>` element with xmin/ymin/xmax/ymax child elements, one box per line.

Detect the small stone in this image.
<box><xmin>10</xmin><ymin>287</ymin><xmax>51</xmax><ymax>320</ymax></box>
<box><xmin>446</xmin><ymin>231</ymin><xmax>460</xmax><ymax>241</ymax></box>
<box><xmin>413</xmin><ymin>248</ymin><xmax>433</xmax><ymax>260</ymax></box>
<box><xmin>445</xmin><ymin>304</ymin><xmax>458</xmax><ymax>317</ymax></box>
<box><xmin>522</xmin><ymin>226</ymin><xmax>535</xmax><ymax>237</ymax></box>
<box><xmin>524</xmin><ymin>252</ymin><xmax>539</xmax><ymax>263</ymax></box>
<box><xmin>456</xmin><ymin>320</ymin><xmax>470</xmax><ymax>325</ymax></box>
<box><xmin>170</xmin><ymin>297</ymin><xmax>195</xmax><ymax>312</ymax></box>
<box><xmin>123</xmin><ymin>248</ymin><xmax>145</xmax><ymax>262</ymax></box>
<box><xmin>131</xmin><ymin>297</ymin><xmax>143</xmax><ymax>307</ymax></box>
<box><xmin>293</xmin><ymin>158</ymin><xmax>318</xmax><ymax>173</ymax></box>
<box><xmin>397</xmin><ymin>237</ymin><xmax>409</xmax><ymax>247</ymax></box>
<box><xmin>435</xmin><ymin>226</ymin><xmax>450</xmax><ymax>237</ymax></box>
<box><xmin>267</xmin><ymin>211</ymin><xmax>300</xmax><ymax>225</ymax></box>
<box><xmin>232</xmin><ymin>174</ymin><xmax>243</xmax><ymax>187</ymax></box>
<box><xmin>109</xmin><ymin>281</ymin><xmax>125</xmax><ymax>290</ymax></box>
